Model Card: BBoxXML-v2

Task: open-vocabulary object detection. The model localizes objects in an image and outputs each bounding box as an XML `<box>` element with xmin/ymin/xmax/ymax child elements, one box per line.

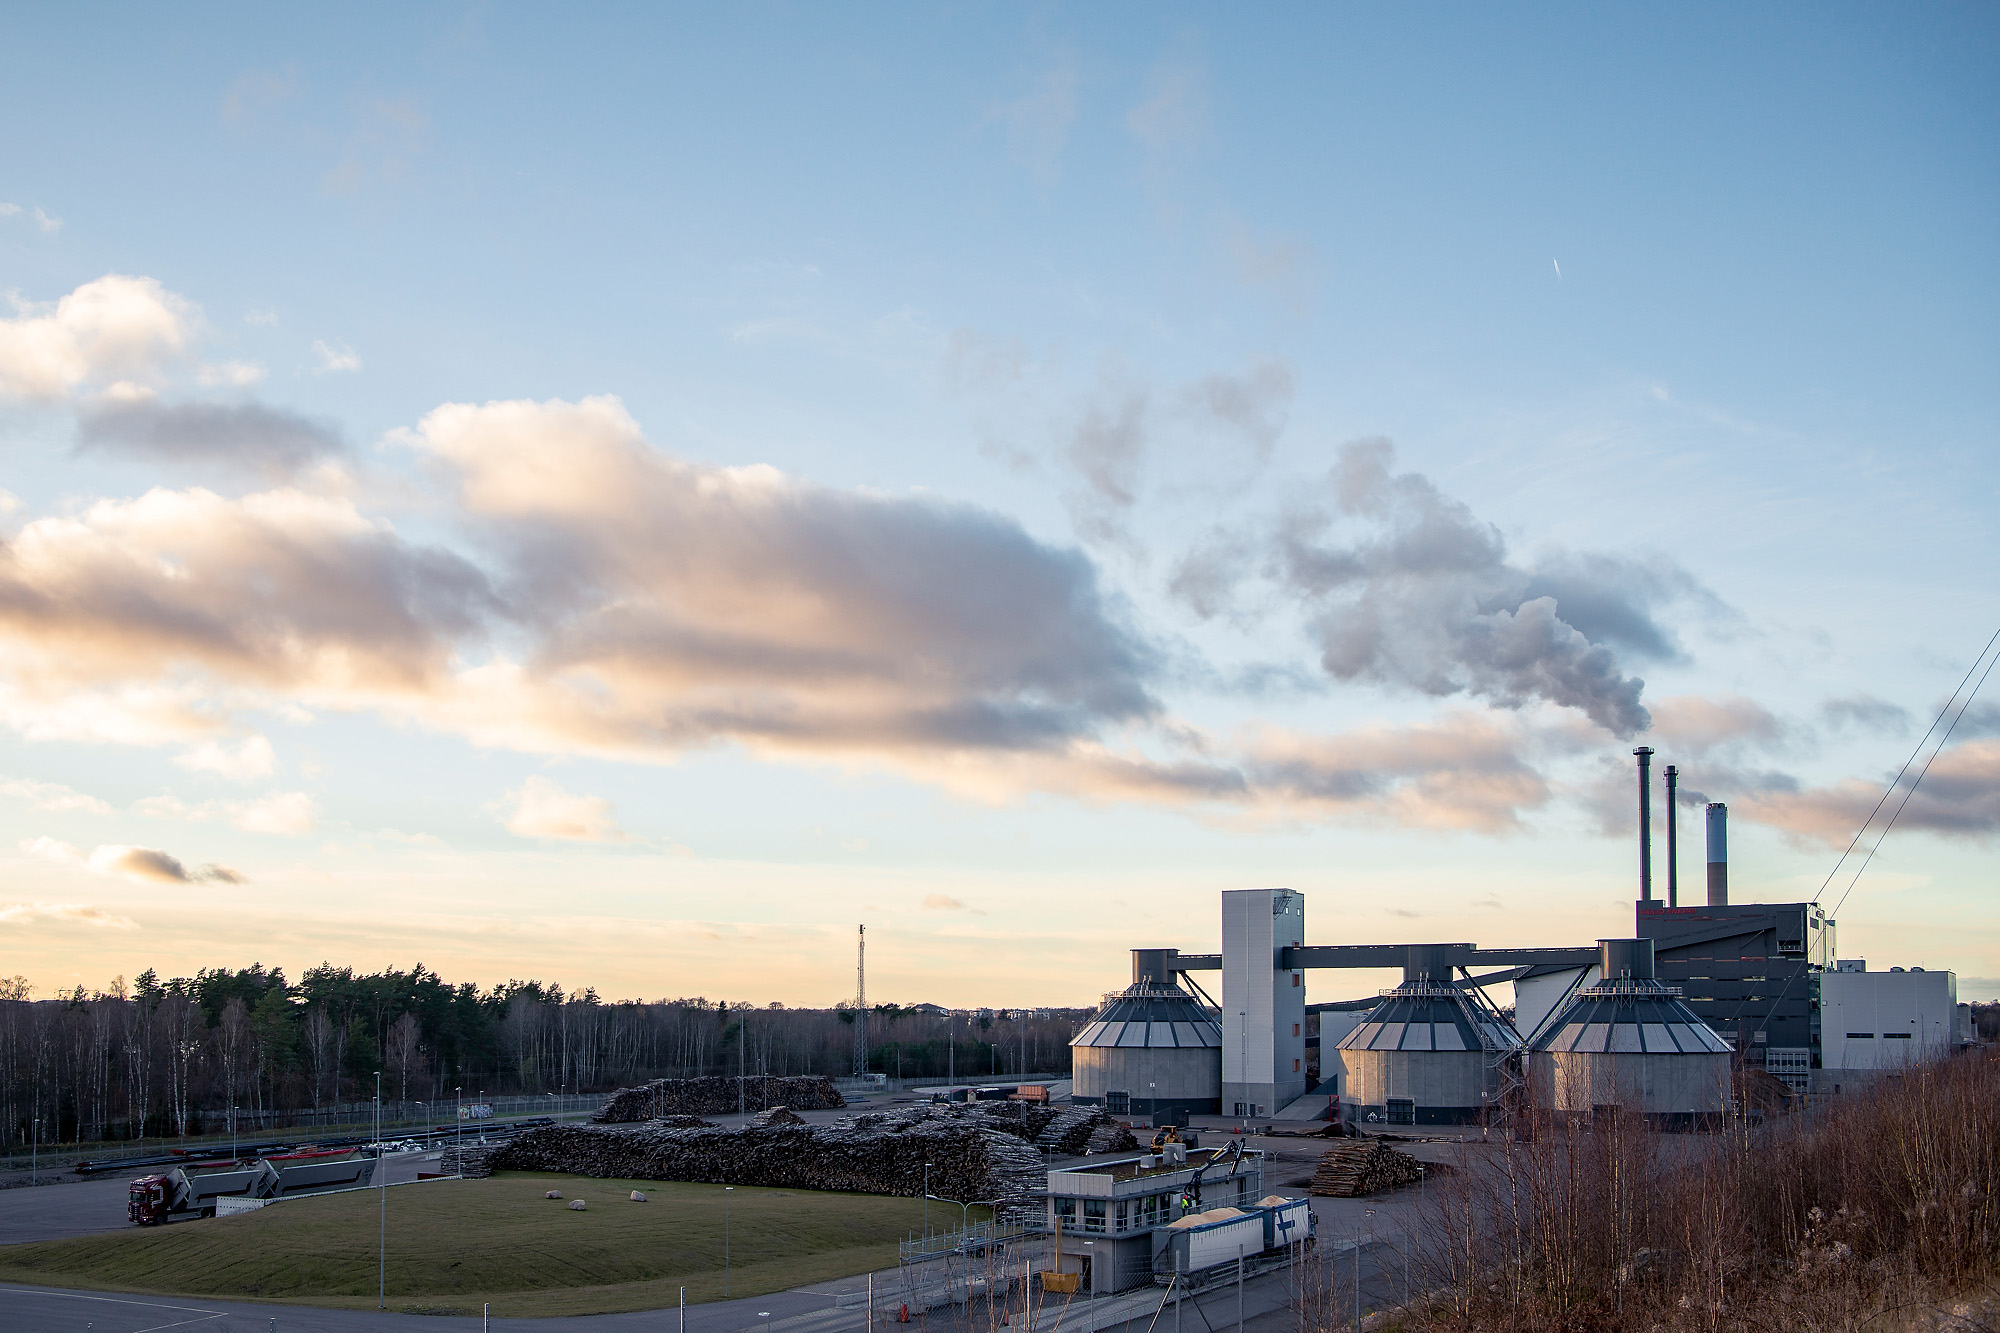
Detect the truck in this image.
<box><xmin>1152</xmin><ymin>1196</ymin><xmax>1315</xmax><ymax>1290</ymax></box>
<box><xmin>128</xmin><ymin>1150</ymin><xmax>372</xmax><ymax>1225</ymax></box>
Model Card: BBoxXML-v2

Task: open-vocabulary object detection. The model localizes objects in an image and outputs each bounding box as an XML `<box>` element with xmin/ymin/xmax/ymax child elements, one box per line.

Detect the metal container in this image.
<box><xmin>1072</xmin><ymin>951</ymin><xmax>1224</xmax><ymax>1116</ymax></box>
<box><xmin>1529</xmin><ymin>938</ymin><xmax>1733</xmax><ymax>1128</ymax></box>
<box><xmin>1338</xmin><ymin>947</ymin><xmax>1522</xmax><ymax>1127</ymax></box>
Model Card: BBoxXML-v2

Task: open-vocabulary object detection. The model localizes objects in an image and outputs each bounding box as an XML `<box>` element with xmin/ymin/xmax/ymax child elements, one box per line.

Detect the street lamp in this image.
<box><xmin>923</xmin><ymin>1162</ymin><xmax>932</xmax><ymax>1241</ymax></box>
<box><xmin>376</xmin><ymin>1071</ymin><xmax>386</xmax><ymax>1311</ymax></box>
<box><xmin>455</xmin><ymin>1087</ymin><xmax>463</xmax><ymax>1176</ymax></box>
<box><xmin>724</xmin><ymin>1186</ymin><xmax>734</xmax><ymax>1297</ymax></box>
<box><xmin>231</xmin><ymin>1104</ymin><xmax>239</xmax><ymax>1162</ymax></box>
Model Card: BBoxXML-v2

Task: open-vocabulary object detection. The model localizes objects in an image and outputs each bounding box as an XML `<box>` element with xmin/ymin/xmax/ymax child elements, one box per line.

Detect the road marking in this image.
<box><xmin>6</xmin><ymin>1287</ymin><xmax>225</xmax><ymax>1315</ymax></box>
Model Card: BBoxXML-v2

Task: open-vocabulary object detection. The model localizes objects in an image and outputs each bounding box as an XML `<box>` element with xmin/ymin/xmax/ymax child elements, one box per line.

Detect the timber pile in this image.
<box><xmin>438</xmin><ymin>1145</ymin><xmax>498</xmax><ymax>1178</ymax></box>
<box><xmin>1307</xmin><ymin>1140</ymin><xmax>1425</xmax><ymax>1197</ymax></box>
<box><xmin>1032</xmin><ymin>1105</ymin><xmax>1138</xmax><ymax>1155</ymax></box>
<box><xmin>748</xmin><ymin>1106</ymin><xmax>805</xmax><ymax>1127</ymax></box>
<box><xmin>489</xmin><ymin>1103</ymin><xmax>1049</xmax><ymax>1207</ymax></box>
<box><xmin>593</xmin><ymin>1075</ymin><xmax>845</xmax><ymax>1122</ymax></box>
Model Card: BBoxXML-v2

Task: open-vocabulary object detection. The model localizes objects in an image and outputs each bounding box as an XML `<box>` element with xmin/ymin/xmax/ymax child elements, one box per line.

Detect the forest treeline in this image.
<box><xmin>0</xmin><ymin>964</ymin><xmax>1088</xmax><ymax>1151</ymax></box>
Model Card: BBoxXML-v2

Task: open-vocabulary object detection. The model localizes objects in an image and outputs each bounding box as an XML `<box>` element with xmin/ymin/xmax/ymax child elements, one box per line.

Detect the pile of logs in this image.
<box><xmin>1030</xmin><ymin>1105</ymin><xmax>1138</xmax><ymax>1156</ymax></box>
<box><xmin>593</xmin><ymin>1076</ymin><xmax>846</xmax><ymax>1122</ymax></box>
<box><xmin>748</xmin><ymin>1106</ymin><xmax>805</xmax><ymax>1127</ymax></box>
<box><xmin>488</xmin><ymin>1103</ymin><xmax>1050</xmax><ymax>1207</ymax></box>
<box><xmin>1307</xmin><ymin>1140</ymin><xmax>1426</xmax><ymax>1197</ymax></box>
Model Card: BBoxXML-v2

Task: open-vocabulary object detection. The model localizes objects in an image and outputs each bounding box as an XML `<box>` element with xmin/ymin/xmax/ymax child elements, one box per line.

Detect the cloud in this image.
<box><xmin>312</xmin><ymin>340</ymin><xmax>361</xmax><ymax>374</ymax></box>
<box><xmin>195</xmin><ymin>361</ymin><xmax>266</xmax><ymax>388</ymax></box>
<box><xmin>1645</xmin><ymin>695</ymin><xmax>1786</xmax><ymax>757</ymax></box>
<box><xmin>174</xmin><ymin>736</ymin><xmax>276</xmax><ymax>781</ymax></box>
<box><xmin>76</xmin><ymin>400</ymin><xmax>343</xmax><ymax>479</ymax></box>
<box><xmin>400</xmin><ymin>395</ymin><xmax>1160</xmax><ymax>761</ymax></box>
<box><xmin>1126</xmin><ymin>59</ymin><xmax>1208</xmax><ymax>163</ymax></box>
<box><xmin>222</xmin><ymin>66</ymin><xmax>299</xmax><ymax>127</ymax></box>
<box><xmin>499</xmin><ymin>776</ymin><xmax>628</xmax><ymax>842</ymax></box>
<box><xmin>227</xmin><ymin>791</ymin><xmax>316</xmax><ymax>835</ymax></box>
<box><xmin>0</xmin><ymin>902</ymin><xmax>135</xmax><ymax>929</ymax></box>
<box><xmin>0</xmin><ymin>275</ymin><xmax>193</xmax><ymax>400</ymax></box>
<box><xmin>0</xmin><ymin>485</ymin><xmax>495</xmax><ymax>737</ymax></box>
<box><xmin>1241</xmin><ymin>439</ymin><xmax>1711</xmax><ymax>736</ymax></box>
<box><xmin>1184</xmin><ymin>359</ymin><xmax>1294</xmax><ymax>464</ymax></box>
<box><xmin>985</xmin><ymin>51</ymin><xmax>1078</xmax><ymax>181</ymax></box>
<box><xmin>0</xmin><ymin>777</ymin><xmax>112</xmax><ymax>815</ymax></box>
<box><xmin>1745</xmin><ymin>739</ymin><xmax>2000</xmax><ymax>848</ymax></box>
<box><xmin>323</xmin><ymin>97</ymin><xmax>428</xmax><ymax>196</ymax></box>
<box><xmin>922</xmin><ymin>893</ymin><xmax>980</xmax><ymax>913</ymax></box>
<box><xmin>1821</xmin><ymin>694</ymin><xmax>1912</xmax><ymax>736</ymax></box>
<box><xmin>32</xmin><ymin>208</ymin><xmax>61</xmax><ymax>234</ymax></box>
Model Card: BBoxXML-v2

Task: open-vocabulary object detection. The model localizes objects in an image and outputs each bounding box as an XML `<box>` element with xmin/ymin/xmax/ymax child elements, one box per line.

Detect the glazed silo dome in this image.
<box><xmin>1071</xmin><ymin>950</ymin><xmax>1222</xmax><ymax>1117</ymax></box>
<box><xmin>1337</xmin><ymin>947</ymin><xmax>1522</xmax><ymax>1128</ymax></box>
<box><xmin>1529</xmin><ymin>938</ymin><xmax>1732</xmax><ymax>1127</ymax></box>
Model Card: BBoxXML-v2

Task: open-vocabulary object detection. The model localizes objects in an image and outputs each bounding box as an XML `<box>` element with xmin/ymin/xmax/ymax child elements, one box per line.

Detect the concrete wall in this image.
<box><xmin>1820</xmin><ymin>967</ymin><xmax>1958</xmax><ymax>1072</ymax></box>
<box><xmin>1340</xmin><ymin>1050</ymin><xmax>1490</xmax><ymax>1124</ymax></box>
<box><xmin>1073</xmin><ymin>1046</ymin><xmax>1221</xmax><ymax>1114</ymax></box>
<box><xmin>1221</xmin><ymin>888</ymin><xmax>1306</xmax><ymax>1116</ymax></box>
<box><xmin>1536</xmin><ymin>1050</ymin><xmax>1732</xmax><ymax>1116</ymax></box>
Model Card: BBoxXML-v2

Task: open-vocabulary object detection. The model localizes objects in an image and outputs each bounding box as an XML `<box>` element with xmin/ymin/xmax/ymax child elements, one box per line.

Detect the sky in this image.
<box><xmin>1</xmin><ymin>3</ymin><xmax>1995</xmax><ymax>1008</ymax></box>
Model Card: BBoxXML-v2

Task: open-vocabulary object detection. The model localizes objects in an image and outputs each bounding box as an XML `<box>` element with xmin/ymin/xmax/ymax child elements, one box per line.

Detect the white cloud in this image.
<box><xmin>174</xmin><ymin>736</ymin><xmax>276</xmax><ymax>782</ymax></box>
<box><xmin>34</xmin><ymin>208</ymin><xmax>62</xmax><ymax>234</ymax></box>
<box><xmin>0</xmin><ymin>275</ymin><xmax>193</xmax><ymax>400</ymax></box>
<box><xmin>499</xmin><ymin>775</ymin><xmax>629</xmax><ymax>842</ymax></box>
<box><xmin>228</xmin><ymin>790</ymin><xmax>316</xmax><ymax>835</ymax></box>
<box><xmin>0</xmin><ymin>777</ymin><xmax>112</xmax><ymax>816</ymax></box>
<box><xmin>22</xmin><ymin>836</ymin><xmax>83</xmax><ymax>864</ymax></box>
<box><xmin>196</xmin><ymin>360</ymin><xmax>266</xmax><ymax>387</ymax></box>
<box><xmin>312</xmin><ymin>340</ymin><xmax>361</xmax><ymax>373</ymax></box>
<box><xmin>0</xmin><ymin>902</ymin><xmax>135</xmax><ymax>929</ymax></box>
<box><xmin>81</xmin><ymin>843</ymin><xmax>243</xmax><ymax>884</ymax></box>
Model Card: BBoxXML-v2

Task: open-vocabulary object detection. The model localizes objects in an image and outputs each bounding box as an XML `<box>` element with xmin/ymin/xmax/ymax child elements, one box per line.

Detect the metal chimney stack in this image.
<box><xmin>1634</xmin><ymin>747</ymin><xmax>1656</xmax><ymax>903</ymax></box>
<box><xmin>1664</xmin><ymin>764</ymin><xmax>1680</xmax><ymax>908</ymax></box>
<box><xmin>1706</xmin><ymin>803</ymin><xmax>1729</xmax><ymax>906</ymax></box>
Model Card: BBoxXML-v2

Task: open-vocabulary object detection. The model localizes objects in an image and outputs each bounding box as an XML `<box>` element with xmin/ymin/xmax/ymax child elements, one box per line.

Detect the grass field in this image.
<box><xmin>0</xmin><ymin>1171</ymin><xmax>958</xmax><ymax>1317</ymax></box>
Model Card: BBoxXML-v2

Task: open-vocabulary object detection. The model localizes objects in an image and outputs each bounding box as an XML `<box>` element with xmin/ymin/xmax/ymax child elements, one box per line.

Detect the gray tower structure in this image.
<box><xmin>1220</xmin><ymin>887</ymin><xmax>1307</xmax><ymax>1117</ymax></box>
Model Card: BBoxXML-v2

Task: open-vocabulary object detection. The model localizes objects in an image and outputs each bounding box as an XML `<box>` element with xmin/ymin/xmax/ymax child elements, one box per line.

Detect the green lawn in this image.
<box><xmin>0</xmin><ymin>1172</ymin><xmax>961</xmax><ymax>1317</ymax></box>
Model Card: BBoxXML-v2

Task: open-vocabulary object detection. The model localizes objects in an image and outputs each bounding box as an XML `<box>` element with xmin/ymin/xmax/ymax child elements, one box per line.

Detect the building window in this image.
<box><xmin>1884</xmin><ymin>1032</ymin><xmax>1913</xmax><ymax>1040</ymax></box>
<box><xmin>1293</xmin><ymin>1059</ymin><xmax>1301</xmax><ymax>1072</ymax></box>
<box><xmin>1115</xmin><ymin>1200</ymin><xmax>1128</xmax><ymax>1231</ymax></box>
<box><xmin>1846</xmin><ymin>1033</ymin><xmax>1875</xmax><ymax>1039</ymax></box>
<box><xmin>1387</xmin><ymin>1098</ymin><xmax>1416</xmax><ymax>1126</ymax></box>
<box><xmin>1083</xmin><ymin>1200</ymin><xmax>1106</xmax><ymax>1233</ymax></box>
<box><xmin>1106</xmin><ymin>1090</ymin><xmax>1129</xmax><ymax>1115</ymax></box>
<box><xmin>1292</xmin><ymin>974</ymin><xmax>1302</xmax><ymax>987</ymax></box>
<box><xmin>1293</xmin><ymin>1023</ymin><xmax>1301</xmax><ymax>1037</ymax></box>
<box><xmin>1056</xmin><ymin>1198</ymin><xmax>1077</xmax><ymax>1229</ymax></box>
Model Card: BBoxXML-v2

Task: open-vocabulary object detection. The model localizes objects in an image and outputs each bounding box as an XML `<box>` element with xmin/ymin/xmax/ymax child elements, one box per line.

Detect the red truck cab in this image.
<box><xmin>129</xmin><ymin>1174</ymin><xmax>172</xmax><ymax>1225</ymax></box>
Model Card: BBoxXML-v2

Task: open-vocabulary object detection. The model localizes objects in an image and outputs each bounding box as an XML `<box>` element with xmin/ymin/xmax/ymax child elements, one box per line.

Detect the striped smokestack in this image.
<box><xmin>1706</xmin><ymin>802</ymin><xmax>1729</xmax><ymax>907</ymax></box>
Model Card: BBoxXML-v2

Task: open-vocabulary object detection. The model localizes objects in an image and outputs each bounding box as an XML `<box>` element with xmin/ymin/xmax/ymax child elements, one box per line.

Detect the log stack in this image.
<box><xmin>1307</xmin><ymin>1139</ymin><xmax>1426</xmax><ymax>1197</ymax></box>
<box><xmin>748</xmin><ymin>1106</ymin><xmax>806</xmax><ymax>1127</ymax></box>
<box><xmin>593</xmin><ymin>1075</ymin><xmax>846</xmax><ymax>1122</ymax></box>
<box><xmin>488</xmin><ymin>1103</ymin><xmax>1050</xmax><ymax>1208</ymax></box>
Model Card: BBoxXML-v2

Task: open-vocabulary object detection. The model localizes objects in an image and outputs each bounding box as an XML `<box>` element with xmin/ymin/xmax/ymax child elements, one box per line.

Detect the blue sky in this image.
<box><xmin>1</xmin><ymin>4</ymin><xmax>1995</xmax><ymax>1005</ymax></box>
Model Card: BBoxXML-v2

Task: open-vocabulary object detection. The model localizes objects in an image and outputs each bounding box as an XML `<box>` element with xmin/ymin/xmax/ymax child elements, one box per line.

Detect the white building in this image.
<box><xmin>1221</xmin><ymin>888</ymin><xmax>1306</xmax><ymax>1117</ymax></box>
<box><xmin>1818</xmin><ymin>960</ymin><xmax>1961</xmax><ymax>1089</ymax></box>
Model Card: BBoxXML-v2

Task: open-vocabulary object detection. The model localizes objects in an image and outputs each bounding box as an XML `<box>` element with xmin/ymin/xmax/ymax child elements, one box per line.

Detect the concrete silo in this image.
<box><xmin>1530</xmin><ymin>938</ymin><xmax>1733</xmax><ymax>1129</ymax></box>
<box><xmin>1071</xmin><ymin>949</ymin><xmax>1223</xmax><ymax>1119</ymax></box>
<box><xmin>1338</xmin><ymin>946</ymin><xmax>1522</xmax><ymax>1128</ymax></box>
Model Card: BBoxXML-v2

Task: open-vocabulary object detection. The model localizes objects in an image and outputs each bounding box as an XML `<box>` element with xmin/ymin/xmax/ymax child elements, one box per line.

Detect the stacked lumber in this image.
<box><xmin>594</xmin><ymin>1075</ymin><xmax>846</xmax><ymax>1122</ymax></box>
<box><xmin>438</xmin><ymin>1145</ymin><xmax>498</xmax><ymax>1178</ymax></box>
<box><xmin>748</xmin><ymin>1106</ymin><xmax>805</xmax><ymax>1127</ymax></box>
<box><xmin>1307</xmin><ymin>1140</ymin><xmax>1425</xmax><ymax>1197</ymax></box>
<box><xmin>1032</xmin><ymin>1105</ymin><xmax>1138</xmax><ymax>1156</ymax></box>
<box><xmin>489</xmin><ymin>1103</ymin><xmax>1049</xmax><ymax>1207</ymax></box>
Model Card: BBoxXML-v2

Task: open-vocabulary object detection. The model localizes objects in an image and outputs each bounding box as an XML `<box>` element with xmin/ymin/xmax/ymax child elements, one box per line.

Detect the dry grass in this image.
<box><xmin>1354</xmin><ymin>1050</ymin><xmax>2000</xmax><ymax>1332</ymax></box>
<box><xmin>0</xmin><ymin>1171</ymin><xmax>942</xmax><ymax>1316</ymax></box>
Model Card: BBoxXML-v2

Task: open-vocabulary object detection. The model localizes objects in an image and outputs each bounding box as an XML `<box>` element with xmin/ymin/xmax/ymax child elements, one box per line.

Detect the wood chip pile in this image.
<box><xmin>593</xmin><ymin>1075</ymin><xmax>846</xmax><ymax>1122</ymax></box>
<box><xmin>1307</xmin><ymin>1139</ymin><xmax>1426</xmax><ymax>1197</ymax></box>
<box><xmin>487</xmin><ymin>1104</ymin><xmax>1053</xmax><ymax>1207</ymax></box>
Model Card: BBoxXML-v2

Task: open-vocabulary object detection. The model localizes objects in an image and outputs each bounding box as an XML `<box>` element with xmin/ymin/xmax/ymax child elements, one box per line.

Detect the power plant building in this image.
<box><xmin>1337</xmin><ymin>946</ymin><xmax>1522</xmax><ymax>1127</ymax></box>
<box><xmin>1070</xmin><ymin>950</ymin><xmax>1224</xmax><ymax>1119</ymax></box>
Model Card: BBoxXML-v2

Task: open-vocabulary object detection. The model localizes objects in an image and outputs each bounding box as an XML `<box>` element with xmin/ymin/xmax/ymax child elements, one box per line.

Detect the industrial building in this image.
<box><xmin>1076</xmin><ymin>752</ymin><xmax>1969</xmax><ymax>1121</ymax></box>
<box><xmin>1070</xmin><ymin>950</ymin><xmax>1223</xmax><ymax>1119</ymax></box>
<box><xmin>1528</xmin><ymin>938</ymin><xmax>1734</xmax><ymax>1128</ymax></box>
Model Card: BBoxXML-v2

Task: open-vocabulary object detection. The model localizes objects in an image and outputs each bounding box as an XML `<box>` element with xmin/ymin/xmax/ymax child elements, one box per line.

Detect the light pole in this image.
<box><xmin>1149</xmin><ymin>1082</ymin><xmax>1157</xmax><ymax>1128</ymax></box>
<box><xmin>455</xmin><ymin>1087</ymin><xmax>463</xmax><ymax>1175</ymax></box>
<box><xmin>923</xmin><ymin>1162</ymin><xmax>931</xmax><ymax>1242</ymax></box>
<box><xmin>724</xmin><ymin>1185</ymin><xmax>733</xmax><ymax>1297</ymax></box>
<box><xmin>231</xmin><ymin>1104</ymin><xmax>239</xmax><ymax>1162</ymax></box>
<box><xmin>376</xmin><ymin>1071</ymin><xmax>386</xmax><ymax>1311</ymax></box>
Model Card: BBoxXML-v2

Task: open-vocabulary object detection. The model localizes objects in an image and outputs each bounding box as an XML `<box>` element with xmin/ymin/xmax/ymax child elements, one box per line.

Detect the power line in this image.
<box><xmin>1831</xmin><ymin>636</ymin><xmax>2000</xmax><ymax>917</ymax></box>
<box><xmin>1810</xmin><ymin>624</ymin><xmax>2000</xmax><ymax>904</ymax></box>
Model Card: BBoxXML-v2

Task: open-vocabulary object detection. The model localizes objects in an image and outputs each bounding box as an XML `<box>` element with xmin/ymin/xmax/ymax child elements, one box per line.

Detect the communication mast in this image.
<box><xmin>853</xmin><ymin>924</ymin><xmax>869</xmax><ymax>1077</ymax></box>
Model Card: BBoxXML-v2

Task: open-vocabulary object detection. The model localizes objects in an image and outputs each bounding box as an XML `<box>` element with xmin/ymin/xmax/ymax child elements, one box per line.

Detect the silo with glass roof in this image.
<box><xmin>1528</xmin><ymin>938</ymin><xmax>1733</xmax><ymax>1128</ymax></box>
<box><xmin>1337</xmin><ymin>946</ymin><xmax>1523</xmax><ymax>1128</ymax></box>
<box><xmin>1071</xmin><ymin>950</ymin><xmax>1223</xmax><ymax>1118</ymax></box>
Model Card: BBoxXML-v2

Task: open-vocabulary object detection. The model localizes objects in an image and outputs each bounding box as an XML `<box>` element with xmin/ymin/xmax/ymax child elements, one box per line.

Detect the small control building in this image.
<box><xmin>1042</xmin><ymin>1145</ymin><xmax>1266</xmax><ymax>1295</ymax></box>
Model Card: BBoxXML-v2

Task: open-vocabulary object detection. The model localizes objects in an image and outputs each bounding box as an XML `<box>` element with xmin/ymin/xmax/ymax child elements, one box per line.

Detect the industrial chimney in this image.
<box><xmin>1664</xmin><ymin>764</ymin><xmax>1680</xmax><ymax>908</ymax></box>
<box><xmin>1634</xmin><ymin>748</ymin><xmax>1656</xmax><ymax>903</ymax></box>
<box><xmin>1706</xmin><ymin>803</ymin><xmax>1729</xmax><ymax>907</ymax></box>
